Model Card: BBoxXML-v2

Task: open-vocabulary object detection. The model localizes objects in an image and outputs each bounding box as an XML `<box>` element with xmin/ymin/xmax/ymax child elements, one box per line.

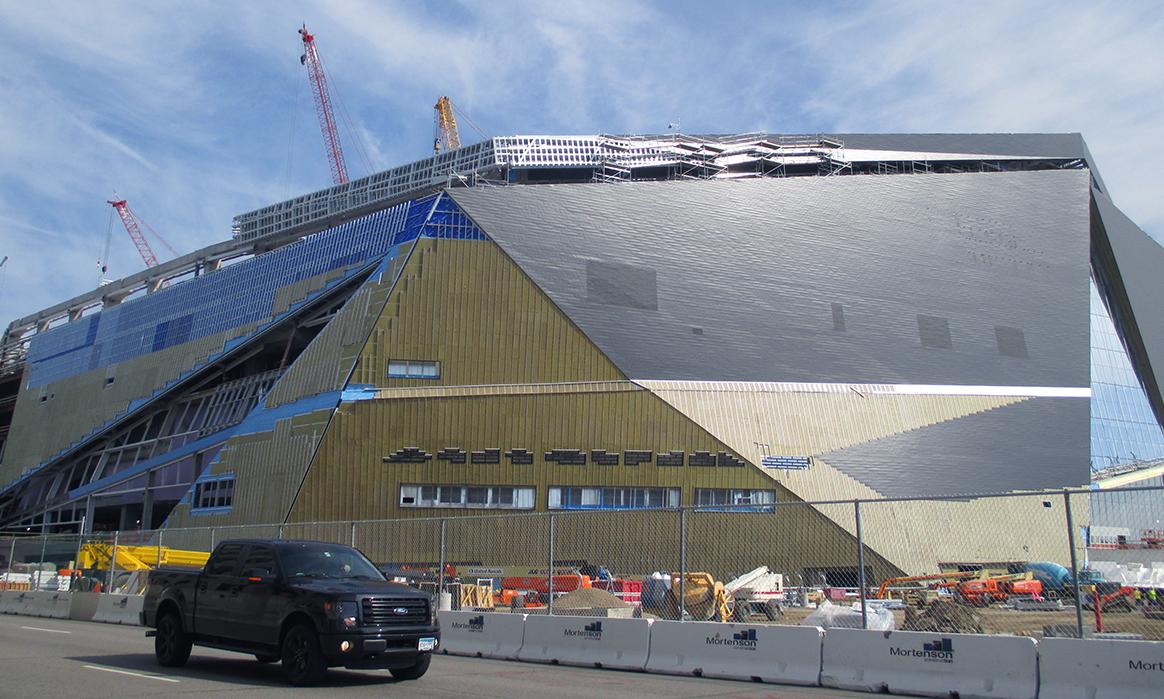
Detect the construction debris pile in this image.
<box><xmin>902</xmin><ymin>600</ymin><xmax>984</xmax><ymax>634</ymax></box>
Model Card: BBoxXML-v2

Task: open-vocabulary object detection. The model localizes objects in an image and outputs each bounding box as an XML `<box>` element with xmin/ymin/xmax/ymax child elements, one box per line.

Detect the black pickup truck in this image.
<box><xmin>142</xmin><ymin>539</ymin><xmax>440</xmax><ymax>685</ymax></box>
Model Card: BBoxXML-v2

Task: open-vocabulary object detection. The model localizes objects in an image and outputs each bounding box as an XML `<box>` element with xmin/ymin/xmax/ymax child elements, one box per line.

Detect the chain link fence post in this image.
<box><xmin>210</xmin><ymin>528</ymin><xmax>216</xmax><ymax>551</ymax></box>
<box><xmin>438</xmin><ymin>519</ymin><xmax>447</xmax><ymax>595</ymax></box>
<box><xmin>37</xmin><ymin>533</ymin><xmax>48</xmax><ymax>590</ymax></box>
<box><xmin>4</xmin><ymin>538</ymin><xmax>16</xmax><ymax>591</ymax></box>
<box><xmin>1064</xmin><ymin>489</ymin><xmax>1085</xmax><ymax>638</ymax></box>
<box><xmin>855</xmin><ymin>499</ymin><xmax>868</xmax><ymax>630</ymax></box>
<box><xmin>350</xmin><ymin>521</ymin><xmax>357</xmax><ymax>548</ymax></box>
<box><xmin>679</xmin><ymin>507</ymin><xmax>686</xmax><ymax>623</ymax></box>
<box><xmin>277</xmin><ymin>524</ymin><xmax>284</xmax><ymax>540</ymax></box>
<box><xmin>547</xmin><ymin>513</ymin><xmax>555</xmax><ymax>616</ymax></box>
<box><xmin>107</xmin><ymin>530</ymin><xmax>119</xmax><ymax>594</ymax></box>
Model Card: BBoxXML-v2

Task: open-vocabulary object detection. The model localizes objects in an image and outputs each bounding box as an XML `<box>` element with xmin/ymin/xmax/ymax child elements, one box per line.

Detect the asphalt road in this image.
<box><xmin>0</xmin><ymin>614</ymin><xmax>871</xmax><ymax>698</ymax></box>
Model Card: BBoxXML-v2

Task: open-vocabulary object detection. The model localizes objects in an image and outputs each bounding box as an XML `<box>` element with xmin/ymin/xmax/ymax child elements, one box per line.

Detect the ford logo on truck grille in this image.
<box><xmin>393</xmin><ymin>607</ymin><xmax>410</xmax><ymax>615</ymax></box>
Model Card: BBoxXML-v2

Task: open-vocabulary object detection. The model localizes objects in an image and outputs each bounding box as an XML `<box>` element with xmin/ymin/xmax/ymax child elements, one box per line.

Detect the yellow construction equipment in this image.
<box><xmin>433</xmin><ymin>96</ymin><xmax>461</xmax><ymax>153</ymax></box>
<box><xmin>76</xmin><ymin>542</ymin><xmax>210</xmax><ymax>572</ymax></box>
<box><xmin>670</xmin><ymin>572</ymin><xmax>732</xmax><ymax>622</ymax></box>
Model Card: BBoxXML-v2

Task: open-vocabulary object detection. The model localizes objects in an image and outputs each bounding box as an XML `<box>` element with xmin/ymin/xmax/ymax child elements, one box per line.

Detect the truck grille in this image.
<box><xmin>361</xmin><ymin>597</ymin><xmax>429</xmax><ymax>626</ymax></box>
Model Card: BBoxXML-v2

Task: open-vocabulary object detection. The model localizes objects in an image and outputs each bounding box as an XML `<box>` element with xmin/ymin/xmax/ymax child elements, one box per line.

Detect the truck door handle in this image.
<box><xmin>197</xmin><ymin>583</ymin><xmax>207</xmax><ymax>592</ymax></box>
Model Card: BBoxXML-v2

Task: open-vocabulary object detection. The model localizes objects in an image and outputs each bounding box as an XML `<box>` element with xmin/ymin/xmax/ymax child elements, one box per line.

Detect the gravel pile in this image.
<box><xmin>554</xmin><ymin>587</ymin><xmax>630</xmax><ymax>609</ymax></box>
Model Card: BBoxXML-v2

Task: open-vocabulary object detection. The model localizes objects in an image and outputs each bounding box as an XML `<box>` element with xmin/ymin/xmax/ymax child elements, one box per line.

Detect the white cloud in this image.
<box><xmin>0</xmin><ymin>0</ymin><xmax>1161</xmax><ymax>330</ymax></box>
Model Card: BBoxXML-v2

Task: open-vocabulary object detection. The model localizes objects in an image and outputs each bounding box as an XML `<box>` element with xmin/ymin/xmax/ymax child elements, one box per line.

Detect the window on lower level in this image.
<box><xmin>694</xmin><ymin>488</ymin><xmax>775</xmax><ymax>512</ymax></box>
<box><xmin>387</xmin><ymin>359</ymin><xmax>440</xmax><ymax>379</ymax></box>
<box><xmin>193</xmin><ymin>475</ymin><xmax>235</xmax><ymax>511</ymax></box>
<box><xmin>548</xmin><ymin>486</ymin><xmax>680</xmax><ymax>510</ymax></box>
<box><xmin>399</xmin><ymin>484</ymin><xmax>534</xmax><ymax>509</ymax></box>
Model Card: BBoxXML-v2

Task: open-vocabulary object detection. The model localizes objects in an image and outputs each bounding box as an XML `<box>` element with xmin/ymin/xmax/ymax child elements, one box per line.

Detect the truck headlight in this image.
<box><xmin>324</xmin><ymin>600</ymin><xmax>359</xmax><ymax>628</ymax></box>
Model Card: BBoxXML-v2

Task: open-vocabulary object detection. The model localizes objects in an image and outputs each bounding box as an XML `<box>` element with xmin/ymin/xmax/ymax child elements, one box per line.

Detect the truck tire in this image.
<box><xmin>281</xmin><ymin>623</ymin><xmax>327</xmax><ymax>686</ymax></box>
<box><xmin>155</xmin><ymin>612</ymin><xmax>192</xmax><ymax>667</ymax></box>
<box><xmin>390</xmin><ymin>654</ymin><xmax>431</xmax><ymax>680</ymax></box>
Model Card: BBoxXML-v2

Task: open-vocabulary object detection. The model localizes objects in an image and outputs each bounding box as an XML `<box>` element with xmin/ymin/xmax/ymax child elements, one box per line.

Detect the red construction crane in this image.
<box><xmin>298</xmin><ymin>23</ymin><xmax>348</xmax><ymax>185</ymax></box>
<box><xmin>106</xmin><ymin>197</ymin><xmax>176</xmax><ymax>269</ymax></box>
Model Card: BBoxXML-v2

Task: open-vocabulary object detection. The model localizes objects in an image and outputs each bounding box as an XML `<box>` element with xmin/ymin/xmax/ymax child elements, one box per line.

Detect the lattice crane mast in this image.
<box><xmin>434</xmin><ymin>96</ymin><xmax>461</xmax><ymax>154</ymax></box>
<box><xmin>106</xmin><ymin>197</ymin><xmax>176</xmax><ymax>269</ymax></box>
<box><xmin>298</xmin><ymin>23</ymin><xmax>349</xmax><ymax>185</ymax></box>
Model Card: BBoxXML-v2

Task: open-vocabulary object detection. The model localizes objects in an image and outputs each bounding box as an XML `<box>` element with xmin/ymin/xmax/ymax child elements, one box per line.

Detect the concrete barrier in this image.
<box><xmin>645</xmin><ymin>620</ymin><xmax>823</xmax><ymax>685</ymax></box>
<box><xmin>41</xmin><ymin>591</ymin><xmax>72</xmax><ymax>619</ymax></box>
<box><xmin>821</xmin><ymin>628</ymin><xmax>1038</xmax><ymax>699</ymax></box>
<box><xmin>0</xmin><ymin>590</ymin><xmax>22</xmax><ymax>614</ymax></box>
<box><xmin>1039</xmin><ymin>637</ymin><xmax>1164</xmax><ymax>699</ymax></box>
<box><xmin>69</xmin><ymin>592</ymin><xmax>100</xmax><ymax>621</ymax></box>
<box><xmin>438</xmin><ymin>611</ymin><xmax>526</xmax><ymax>659</ymax></box>
<box><xmin>18</xmin><ymin>591</ymin><xmax>71</xmax><ymax>619</ymax></box>
<box><xmin>93</xmin><ymin>594</ymin><xmax>144</xmax><ymax>625</ymax></box>
<box><xmin>517</xmin><ymin>615</ymin><xmax>650</xmax><ymax>670</ymax></box>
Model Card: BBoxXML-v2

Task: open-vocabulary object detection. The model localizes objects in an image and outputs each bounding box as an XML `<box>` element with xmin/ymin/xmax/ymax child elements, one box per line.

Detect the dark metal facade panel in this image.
<box><xmin>451</xmin><ymin>170</ymin><xmax>1091</xmax><ymax>387</ymax></box>
<box><xmin>820</xmin><ymin>397</ymin><xmax>1091</xmax><ymax>497</ymax></box>
<box><xmin>1093</xmin><ymin>189</ymin><xmax>1164</xmax><ymax>426</ymax></box>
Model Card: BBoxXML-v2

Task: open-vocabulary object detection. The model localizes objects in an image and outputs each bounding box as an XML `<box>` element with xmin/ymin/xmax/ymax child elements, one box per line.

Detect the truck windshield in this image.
<box><xmin>277</xmin><ymin>543</ymin><xmax>384</xmax><ymax>580</ymax></box>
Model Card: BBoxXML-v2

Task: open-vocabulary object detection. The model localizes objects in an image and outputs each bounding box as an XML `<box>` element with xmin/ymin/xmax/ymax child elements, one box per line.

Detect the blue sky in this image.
<box><xmin>1</xmin><ymin>0</ymin><xmax>1162</xmax><ymax>326</ymax></box>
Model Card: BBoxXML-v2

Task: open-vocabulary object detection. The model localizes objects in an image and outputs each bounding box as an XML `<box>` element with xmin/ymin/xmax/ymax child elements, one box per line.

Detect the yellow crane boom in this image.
<box><xmin>434</xmin><ymin>96</ymin><xmax>461</xmax><ymax>153</ymax></box>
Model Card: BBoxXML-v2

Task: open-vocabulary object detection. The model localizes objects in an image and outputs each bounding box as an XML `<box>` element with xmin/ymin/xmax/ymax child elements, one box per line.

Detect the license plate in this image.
<box><xmin>418</xmin><ymin>637</ymin><xmax>436</xmax><ymax>651</ymax></box>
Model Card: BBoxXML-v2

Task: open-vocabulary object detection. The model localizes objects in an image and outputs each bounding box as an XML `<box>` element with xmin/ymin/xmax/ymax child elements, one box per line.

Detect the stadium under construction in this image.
<box><xmin>1</xmin><ymin>132</ymin><xmax>1163</xmax><ymax>577</ymax></box>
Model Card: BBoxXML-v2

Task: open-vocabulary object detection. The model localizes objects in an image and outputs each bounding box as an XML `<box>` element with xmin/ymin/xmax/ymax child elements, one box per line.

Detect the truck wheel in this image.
<box><xmin>155</xmin><ymin>612</ymin><xmax>192</xmax><ymax>667</ymax></box>
<box><xmin>390</xmin><ymin>654</ymin><xmax>431</xmax><ymax>680</ymax></box>
<box><xmin>281</xmin><ymin>623</ymin><xmax>327</xmax><ymax>686</ymax></box>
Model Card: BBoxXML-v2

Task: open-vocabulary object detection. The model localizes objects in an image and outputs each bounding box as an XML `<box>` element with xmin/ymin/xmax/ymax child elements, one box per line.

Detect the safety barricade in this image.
<box><xmin>645</xmin><ymin>620</ymin><xmax>823</xmax><ymax>685</ymax></box>
<box><xmin>11</xmin><ymin>591</ymin><xmax>36</xmax><ymax>615</ymax></box>
<box><xmin>20</xmin><ymin>590</ymin><xmax>71</xmax><ymax>619</ymax></box>
<box><xmin>69</xmin><ymin>591</ymin><xmax>100</xmax><ymax>621</ymax></box>
<box><xmin>517</xmin><ymin>615</ymin><xmax>650</xmax><ymax>670</ymax></box>
<box><xmin>44</xmin><ymin>591</ymin><xmax>72</xmax><ymax>619</ymax></box>
<box><xmin>821</xmin><ymin>628</ymin><xmax>1038</xmax><ymax>699</ymax></box>
<box><xmin>0</xmin><ymin>590</ymin><xmax>22</xmax><ymax>614</ymax></box>
<box><xmin>1038</xmin><ymin>637</ymin><xmax>1164</xmax><ymax>699</ymax></box>
<box><xmin>438</xmin><ymin>610</ymin><xmax>526</xmax><ymax>659</ymax></box>
<box><xmin>93</xmin><ymin>594</ymin><xmax>145</xmax><ymax>625</ymax></box>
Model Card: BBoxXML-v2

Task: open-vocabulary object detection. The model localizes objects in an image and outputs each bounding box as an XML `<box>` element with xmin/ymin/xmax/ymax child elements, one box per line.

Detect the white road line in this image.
<box><xmin>82</xmin><ymin>665</ymin><xmax>180</xmax><ymax>683</ymax></box>
<box><xmin>19</xmin><ymin>626</ymin><xmax>71</xmax><ymax>634</ymax></box>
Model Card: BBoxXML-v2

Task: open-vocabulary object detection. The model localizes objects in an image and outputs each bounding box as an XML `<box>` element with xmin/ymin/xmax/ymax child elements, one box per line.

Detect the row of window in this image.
<box><xmin>387</xmin><ymin>359</ymin><xmax>440</xmax><ymax>379</ymax></box>
<box><xmin>550</xmin><ymin>487</ymin><xmax>679</xmax><ymax>510</ymax></box>
<box><xmin>193</xmin><ymin>475</ymin><xmax>235</xmax><ymax>511</ymax></box>
<box><xmin>383</xmin><ymin>447</ymin><xmax>748</xmax><ymax>468</ymax></box>
<box><xmin>398</xmin><ymin>484</ymin><xmax>776</xmax><ymax>511</ymax></box>
<box><xmin>399</xmin><ymin>485</ymin><xmax>535</xmax><ymax>509</ymax></box>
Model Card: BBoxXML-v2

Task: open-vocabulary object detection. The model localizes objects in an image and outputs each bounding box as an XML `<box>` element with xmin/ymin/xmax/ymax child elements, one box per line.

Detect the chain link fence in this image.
<box><xmin>4</xmin><ymin>485</ymin><xmax>1164</xmax><ymax>640</ymax></box>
